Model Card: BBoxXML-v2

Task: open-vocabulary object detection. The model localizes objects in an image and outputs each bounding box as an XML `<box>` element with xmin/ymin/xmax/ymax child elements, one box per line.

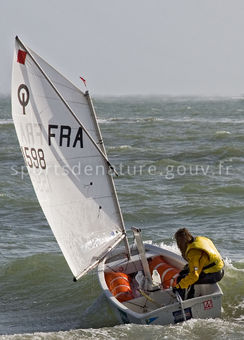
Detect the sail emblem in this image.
<box><xmin>17</xmin><ymin>49</ymin><xmax>27</xmax><ymax>64</ymax></box>
<box><xmin>17</xmin><ymin>84</ymin><xmax>29</xmax><ymax>115</ymax></box>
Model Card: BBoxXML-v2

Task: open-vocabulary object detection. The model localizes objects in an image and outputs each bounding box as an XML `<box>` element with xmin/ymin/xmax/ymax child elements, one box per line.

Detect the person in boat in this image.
<box><xmin>173</xmin><ymin>228</ymin><xmax>224</xmax><ymax>300</ymax></box>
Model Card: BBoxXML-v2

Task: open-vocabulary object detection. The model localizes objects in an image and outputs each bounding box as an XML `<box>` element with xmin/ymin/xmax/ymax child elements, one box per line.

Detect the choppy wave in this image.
<box><xmin>0</xmin><ymin>119</ymin><xmax>13</xmax><ymax>125</ymax></box>
<box><xmin>1</xmin><ymin>253</ymin><xmax>244</xmax><ymax>339</ymax></box>
<box><xmin>98</xmin><ymin>117</ymin><xmax>165</xmax><ymax>125</ymax></box>
<box><xmin>108</xmin><ymin>145</ymin><xmax>132</xmax><ymax>151</ymax></box>
<box><xmin>0</xmin><ymin>253</ymin><xmax>117</xmax><ymax>334</ymax></box>
<box><xmin>214</xmin><ymin>131</ymin><xmax>232</xmax><ymax>140</ymax></box>
<box><xmin>215</xmin><ymin>131</ymin><xmax>231</xmax><ymax>135</ymax></box>
<box><xmin>170</xmin><ymin>145</ymin><xmax>243</xmax><ymax>161</ymax></box>
<box><xmin>99</xmin><ymin>116</ymin><xmax>244</xmax><ymax>125</ymax></box>
<box><xmin>1</xmin><ymin>96</ymin><xmax>244</xmax><ymax>337</ymax></box>
<box><xmin>1</xmin><ymin>319</ymin><xmax>244</xmax><ymax>340</ymax></box>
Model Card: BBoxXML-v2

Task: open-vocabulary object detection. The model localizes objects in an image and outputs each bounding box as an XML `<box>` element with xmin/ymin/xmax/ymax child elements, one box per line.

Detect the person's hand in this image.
<box><xmin>173</xmin><ymin>286</ymin><xmax>186</xmax><ymax>300</ymax></box>
<box><xmin>172</xmin><ymin>285</ymin><xmax>180</xmax><ymax>293</ymax></box>
<box><xmin>183</xmin><ymin>264</ymin><xmax>189</xmax><ymax>271</ymax></box>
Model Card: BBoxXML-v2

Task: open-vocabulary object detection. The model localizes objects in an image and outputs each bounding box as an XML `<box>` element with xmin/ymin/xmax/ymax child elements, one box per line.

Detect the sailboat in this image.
<box><xmin>11</xmin><ymin>36</ymin><xmax>223</xmax><ymax>326</ymax></box>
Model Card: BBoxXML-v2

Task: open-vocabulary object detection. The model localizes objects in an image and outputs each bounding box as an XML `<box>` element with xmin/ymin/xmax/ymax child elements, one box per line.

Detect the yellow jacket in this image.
<box><xmin>177</xmin><ymin>236</ymin><xmax>224</xmax><ymax>289</ymax></box>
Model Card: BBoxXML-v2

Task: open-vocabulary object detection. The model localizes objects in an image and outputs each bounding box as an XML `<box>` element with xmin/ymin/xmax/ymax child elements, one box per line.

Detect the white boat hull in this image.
<box><xmin>98</xmin><ymin>244</ymin><xmax>223</xmax><ymax>325</ymax></box>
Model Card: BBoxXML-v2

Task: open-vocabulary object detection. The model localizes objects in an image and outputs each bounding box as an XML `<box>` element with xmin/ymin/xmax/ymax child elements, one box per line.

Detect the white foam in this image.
<box><xmin>109</xmin><ymin>145</ymin><xmax>132</xmax><ymax>150</ymax></box>
<box><xmin>158</xmin><ymin>241</ymin><xmax>181</xmax><ymax>255</ymax></box>
<box><xmin>216</xmin><ymin>131</ymin><xmax>231</xmax><ymax>135</ymax></box>
<box><xmin>0</xmin><ymin>119</ymin><xmax>13</xmax><ymax>125</ymax></box>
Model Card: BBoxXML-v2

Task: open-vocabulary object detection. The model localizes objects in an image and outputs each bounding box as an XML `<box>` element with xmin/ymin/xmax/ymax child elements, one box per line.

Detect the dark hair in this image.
<box><xmin>174</xmin><ymin>228</ymin><xmax>194</xmax><ymax>259</ymax></box>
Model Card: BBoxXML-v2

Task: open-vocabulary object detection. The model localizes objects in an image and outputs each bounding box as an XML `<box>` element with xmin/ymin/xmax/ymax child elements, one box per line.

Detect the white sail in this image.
<box><xmin>11</xmin><ymin>37</ymin><xmax>127</xmax><ymax>280</ymax></box>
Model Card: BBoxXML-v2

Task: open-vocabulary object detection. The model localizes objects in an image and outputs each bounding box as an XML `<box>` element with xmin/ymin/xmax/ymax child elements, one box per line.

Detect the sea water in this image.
<box><xmin>0</xmin><ymin>95</ymin><xmax>244</xmax><ymax>339</ymax></box>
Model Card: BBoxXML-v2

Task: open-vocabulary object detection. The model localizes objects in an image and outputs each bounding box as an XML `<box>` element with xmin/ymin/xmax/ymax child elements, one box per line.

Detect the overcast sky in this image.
<box><xmin>1</xmin><ymin>0</ymin><xmax>244</xmax><ymax>96</ymax></box>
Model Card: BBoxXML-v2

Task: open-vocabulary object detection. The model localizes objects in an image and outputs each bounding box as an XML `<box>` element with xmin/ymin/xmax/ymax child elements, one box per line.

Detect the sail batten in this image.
<box><xmin>12</xmin><ymin>37</ymin><xmax>129</xmax><ymax>278</ymax></box>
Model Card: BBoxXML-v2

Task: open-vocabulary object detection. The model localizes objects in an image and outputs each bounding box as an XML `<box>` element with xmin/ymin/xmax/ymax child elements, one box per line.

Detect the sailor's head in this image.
<box><xmin>174</xmin><ymin>228</ymin><xmax>194</xmax><ymax>259</ymax></box>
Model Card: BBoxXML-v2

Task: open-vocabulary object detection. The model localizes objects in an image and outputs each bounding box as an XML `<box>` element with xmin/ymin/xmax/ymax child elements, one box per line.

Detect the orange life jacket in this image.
<box><xmin>105</xmin><ymin>272</ymin><xmax>134</xmax><ymax>302</ymax></box>
<box><xmin>149</xmin><ymin>256</ymin><xmax>180</xmax><ymax>289</ymax></box>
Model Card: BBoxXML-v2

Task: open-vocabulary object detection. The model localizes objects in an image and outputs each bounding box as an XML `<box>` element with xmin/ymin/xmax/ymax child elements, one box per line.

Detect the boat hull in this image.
<box><xmin>98</xmin><ymin>243</ymin><xmax>223</xmax><ymax>325</ymax></box>
<box><xmin>107</xmin><ymin>291</ymin><xmax>222</xmax><ymax>325</ymax></box>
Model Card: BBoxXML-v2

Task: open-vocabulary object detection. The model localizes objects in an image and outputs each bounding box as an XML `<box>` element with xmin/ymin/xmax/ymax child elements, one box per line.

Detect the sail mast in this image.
<box><xmin>85</xmin><ymin>91</ymin><xmax>131</xmax><ymax>259</ymax></box>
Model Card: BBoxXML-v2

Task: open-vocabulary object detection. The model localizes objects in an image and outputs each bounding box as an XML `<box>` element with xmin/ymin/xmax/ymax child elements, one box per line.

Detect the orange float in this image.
<box><xmin>105</xmin><ymin>272</ymin><xmax>134</xmax><ymax>302</ymax></box>
<box><xmin>149</xmin><ymin>256</ymin><xmax>180</xmax><ymax>289</ymax></box>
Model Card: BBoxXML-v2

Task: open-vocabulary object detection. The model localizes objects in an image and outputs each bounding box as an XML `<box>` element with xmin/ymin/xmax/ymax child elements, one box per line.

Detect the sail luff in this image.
<box><xmin>85</xmin><ymin>92</ymin><xmax>131</xmax><ymax>258</ymax></box>
<box><xmin>15</xmin><ymin>36</ymin><xmax>115</xmax><ymax>173</ymax></box>
<box><xmin>85</xmin><ymin>91</ymin><xmax>107</xmax><ymax>155</ymax></box>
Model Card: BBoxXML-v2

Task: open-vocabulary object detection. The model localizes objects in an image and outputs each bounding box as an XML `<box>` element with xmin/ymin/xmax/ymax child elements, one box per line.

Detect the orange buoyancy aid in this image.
<box><xmin>149</xmin><ymin>256</ymin><xmax>180</xmax><ymax>289</ymax></box>
<box><xmin>186</xmin><ymin>236</ymin><xmax>224</xmax><ymax>273</ymax></box>
<box><xmin>105</xmin><ymin>272</ymin><xmax>134</xmax><ymax>302</ymax></box>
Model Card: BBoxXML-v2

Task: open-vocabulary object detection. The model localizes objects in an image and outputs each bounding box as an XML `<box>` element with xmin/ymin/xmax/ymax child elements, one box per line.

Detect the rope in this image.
<box><xmin>138</xmin><ymin>289</ymin><xmax>162</xmax><ymax>308</ymax></box>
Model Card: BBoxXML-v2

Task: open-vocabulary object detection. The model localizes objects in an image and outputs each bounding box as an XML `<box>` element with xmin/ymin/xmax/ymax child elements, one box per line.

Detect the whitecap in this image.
<box><xmin>109</xmin><ymin>145</ymin><xmax>132</xmax><ymax>150</ymax></box>
<box><xmin>0</xmin><ymin>119</ymin><xmax>13</xmax><ymax>125</ymax></box>
<box><xmin>216</xmin><ymin>131</ymin><xmax>231</xmax><ymax>135</ymax></box>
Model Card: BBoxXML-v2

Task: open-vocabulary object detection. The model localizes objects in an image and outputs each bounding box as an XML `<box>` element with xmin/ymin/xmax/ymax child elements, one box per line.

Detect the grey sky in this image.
<box><xmin>1</xmin><ymin>0</ymin><xmax>244</xmax><ymax>96</ymax></box>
